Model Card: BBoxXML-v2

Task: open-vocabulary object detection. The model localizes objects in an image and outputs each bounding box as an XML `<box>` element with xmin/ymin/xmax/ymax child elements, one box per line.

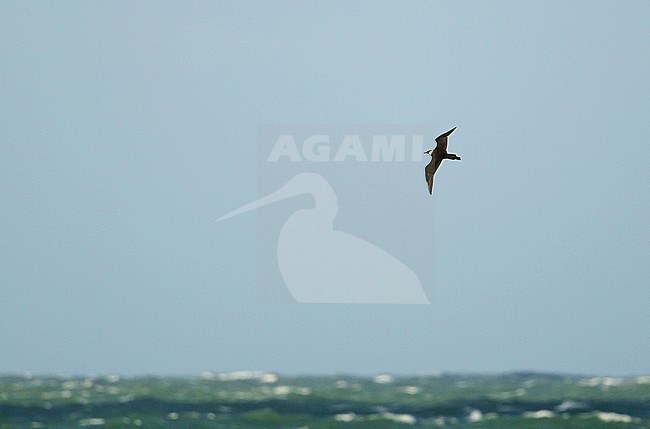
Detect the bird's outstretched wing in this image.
<box><xmin>435</xmin><ymin>126</ymin><xmax>457</xmax><ymax>150</ymax></box>
<box><xmin>425</xmin><ymin>155</ymin><xmax>443</xmax><ymax>195</ymax></box>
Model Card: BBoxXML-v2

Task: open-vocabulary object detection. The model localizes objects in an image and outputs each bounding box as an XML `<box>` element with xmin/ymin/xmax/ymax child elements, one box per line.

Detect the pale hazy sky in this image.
<box><xmin>1</xmin><ymin>1</ymin><xmax>649</xmax><ymax>376</ymax></box>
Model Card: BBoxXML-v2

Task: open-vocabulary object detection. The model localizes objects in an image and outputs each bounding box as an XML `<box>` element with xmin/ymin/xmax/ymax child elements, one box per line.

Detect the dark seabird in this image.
<box><xmin>424</xmin><ymin>127</ymin><xmax>461</xmax><ymax>194</ymax></box>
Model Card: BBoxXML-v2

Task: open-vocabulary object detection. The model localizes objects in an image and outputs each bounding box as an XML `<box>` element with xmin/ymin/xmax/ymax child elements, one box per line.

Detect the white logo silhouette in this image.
<box><xmin>217</xmin><ymin>173</ymin><xmax>429</xmax><ymax>304</ymax></box>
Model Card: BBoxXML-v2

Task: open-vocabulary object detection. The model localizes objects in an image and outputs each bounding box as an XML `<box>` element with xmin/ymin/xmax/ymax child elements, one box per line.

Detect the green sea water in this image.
<box><xmin>2</xmin><ymin>372</ymin><xmax>649</xmax><ymax>428</ymax></box>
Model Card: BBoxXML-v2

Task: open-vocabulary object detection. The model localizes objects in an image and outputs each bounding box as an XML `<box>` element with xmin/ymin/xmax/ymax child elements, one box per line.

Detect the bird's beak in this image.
<box><xmin>216</xmin><ymin>181</ymin><xmax>301</xmax><ymax>223</ymax></box>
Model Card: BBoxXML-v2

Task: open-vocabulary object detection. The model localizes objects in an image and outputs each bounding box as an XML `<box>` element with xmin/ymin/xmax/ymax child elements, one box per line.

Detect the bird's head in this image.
<box><xmin>424</xmin><ymin>149</ymin><xmax>433</xmax><ymax>156</ymax></box>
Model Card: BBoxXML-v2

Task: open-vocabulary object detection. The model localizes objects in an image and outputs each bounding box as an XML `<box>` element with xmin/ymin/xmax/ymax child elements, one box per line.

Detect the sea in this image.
<box><xmin>2</xmin><ymin>372</ymin><xmax>649</xmax><ymax>428</ymax></box>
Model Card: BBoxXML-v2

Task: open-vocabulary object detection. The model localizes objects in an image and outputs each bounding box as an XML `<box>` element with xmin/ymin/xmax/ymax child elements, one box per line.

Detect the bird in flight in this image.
<box><xmin>424</xmin><ymin>127</ymin><xmax>461</xmax><ymax>195</ymax></box>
